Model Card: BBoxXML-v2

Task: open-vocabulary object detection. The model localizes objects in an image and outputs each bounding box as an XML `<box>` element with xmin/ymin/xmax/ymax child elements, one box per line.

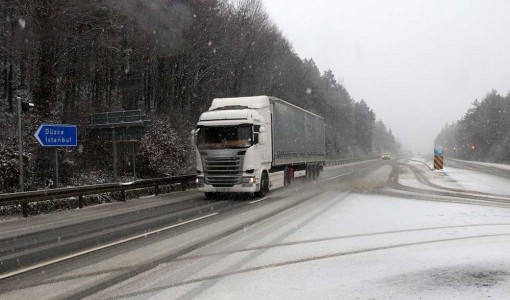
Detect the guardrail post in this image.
<box><xmin>181</xmin><ymin>181</ymin><xmax>188</xmax><ymax>191</ymax></box>
<box><xmin>78</xmin><ymin>195</ymin><xmax>84</xmax><ymax>208</ymax></box>
<box><xmin>22</xmin><ymin>202</ymin><xmax>28</xmax><ymax>217</ymax></box>
<box><xmin>154</xmin><ymin>184</ymin><xmax>160</xmax><ymax>196</ymax></box>
<box><xmin>121</xmin><ymin>189</ymin><xmax>126</xmax><ymax>202</ymax></box>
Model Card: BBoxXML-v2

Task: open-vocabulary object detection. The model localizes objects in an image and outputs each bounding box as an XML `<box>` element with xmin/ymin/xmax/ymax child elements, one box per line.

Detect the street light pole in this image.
<box><xmin>18</xmin><ymin>96</ymin><xmax>29</xmax><ymax>217</ymax></box>
<box><xmin>17</xmin><ymin>96</ymin><xmax>23</xmax><ymax>192</ymax></box>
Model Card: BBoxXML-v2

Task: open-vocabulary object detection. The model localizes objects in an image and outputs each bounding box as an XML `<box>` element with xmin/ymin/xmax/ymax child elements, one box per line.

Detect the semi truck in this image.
<box><xmin>192</xmin><ymin>95</ymin><xmax>325</xmax><ymax>198</ymax></box>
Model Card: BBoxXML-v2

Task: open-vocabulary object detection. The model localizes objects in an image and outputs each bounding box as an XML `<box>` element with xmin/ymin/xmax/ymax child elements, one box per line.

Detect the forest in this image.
<box><xmin>0</xmin><ymin>0</ymin><xmax>398</xmax><ymax>192</ymax></box>
<box><xmin>435</xmin><ymin>90</ymin><xmax>510</xmax><ymax>163</ymax></box>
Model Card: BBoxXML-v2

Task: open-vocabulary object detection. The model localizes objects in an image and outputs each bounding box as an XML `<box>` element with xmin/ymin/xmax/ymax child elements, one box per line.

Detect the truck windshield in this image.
<box><xmin>197</xmin><ymin>125</ymin><xmax>253</xmax><ymax>149</ymax></box>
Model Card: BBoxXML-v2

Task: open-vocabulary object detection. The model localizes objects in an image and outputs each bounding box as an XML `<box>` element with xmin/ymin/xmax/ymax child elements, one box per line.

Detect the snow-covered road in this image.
<box><xmin>90</xmin><ymin>159</ymin><xmax>510</xmax><ymax>300</ymax></box>
<box><xmin>2</xmin><ymin>158</ymin><xmax>510</xmax><ymax>300</ymax></box>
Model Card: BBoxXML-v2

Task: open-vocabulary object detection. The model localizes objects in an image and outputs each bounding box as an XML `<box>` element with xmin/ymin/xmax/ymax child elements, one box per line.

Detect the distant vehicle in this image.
<box><xmin>192</xmin><ymin>96</ymin><xmax>326</xmax><ymax>198</ymax></box>
<box><xmin>382</xmin><ymin>153</ymin><xmax>391</xmax><ymax>160</ymax></box>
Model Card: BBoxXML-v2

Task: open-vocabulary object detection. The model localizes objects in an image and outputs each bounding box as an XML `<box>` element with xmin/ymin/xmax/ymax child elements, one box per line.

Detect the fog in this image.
<box><xmin>263</xmin><ymin>0</ymin><xmax>510</xmax><ymax>153</ymax></box>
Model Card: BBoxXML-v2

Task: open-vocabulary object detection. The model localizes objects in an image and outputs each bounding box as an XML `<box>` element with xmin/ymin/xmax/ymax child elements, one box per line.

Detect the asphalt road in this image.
<box><xmin>1</xmin><ymin>158</ymin><xmax>510</xmax><ymax>299</ymax></box>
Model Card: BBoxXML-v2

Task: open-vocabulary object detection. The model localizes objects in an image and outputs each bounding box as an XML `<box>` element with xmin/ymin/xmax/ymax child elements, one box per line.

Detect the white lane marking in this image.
<box><xmin>319</xmin><ymin>172</ymin><xmax>353</xmax><ymax>183</ymax></box>
<box><xmin>0</xmin><ymin>212</ymin><xmax>218</xmax><ymax>280</ymax></box>
<box><xmin>249</xmin><ymin>197</ymin><xmax>269</xmax><ymax>204</ymax></box>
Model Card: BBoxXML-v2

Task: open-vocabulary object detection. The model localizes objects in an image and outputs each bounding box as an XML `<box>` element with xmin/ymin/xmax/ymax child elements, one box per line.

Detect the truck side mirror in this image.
<box><xmin>191</xmin><ymin>129</ymin><xmax>197</xmax><ymax>146</ymax></box>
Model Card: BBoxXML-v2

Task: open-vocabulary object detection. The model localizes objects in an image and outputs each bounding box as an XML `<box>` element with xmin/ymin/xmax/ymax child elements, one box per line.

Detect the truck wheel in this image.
<box><xmin>256</xmin><ymin>172</ymin><xmax>269</xmax><ymax>197</ymax></box>
<box><xmin>284</xmin><ymin>167</ymin><xmax>291</xmax><ymax>186</ymax></box>
<box><xmin>307</xmin><ymin>165</ymin><xmax>316</xmax><ymax>181</ymax></box>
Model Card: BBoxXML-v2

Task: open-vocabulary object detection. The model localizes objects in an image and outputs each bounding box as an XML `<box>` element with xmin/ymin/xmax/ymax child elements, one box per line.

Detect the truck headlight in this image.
<box><xmin>242</xmin><ymin>176</ymin><xmax>256</xmax><ymax>184</ymax></box>
<box><xmin>196</xmin><ymin>176</ymin><xmax>205</xmax><ymax>186</ymax></box>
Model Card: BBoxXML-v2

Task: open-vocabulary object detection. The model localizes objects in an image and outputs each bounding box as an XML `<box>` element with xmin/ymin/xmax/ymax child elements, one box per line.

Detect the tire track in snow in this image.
<box><xmin>173</xmin><ymin>223</ymin><xmax>510</xmax><ymax>261</ymax></box>
<box><xmin>384</xmin><ymin>163</ymin><xmax>510</xmax><ymax>207</ymax></box>
<box><xmin>109</xmin><ymin>233</ymin><xmax>510</xmax><ymax>299</ymax></box>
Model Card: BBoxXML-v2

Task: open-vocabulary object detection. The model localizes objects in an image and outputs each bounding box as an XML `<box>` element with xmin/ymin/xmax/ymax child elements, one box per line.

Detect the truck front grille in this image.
<box><xmin>204</xmin><ymin>156</ymin><xmax>242</xmax><ymax>187</ymax></box>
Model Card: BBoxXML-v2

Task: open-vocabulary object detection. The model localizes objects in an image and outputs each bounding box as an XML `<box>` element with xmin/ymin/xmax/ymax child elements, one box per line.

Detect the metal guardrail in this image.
<box><xmin>325</xmin><ymin>157</ymin><xmax>378</xmax><ymax>167</ymax></box>
<box><xmin>0</xmin><ymin>157</ymin><xmax>377</xmax><ymax>218</ymax></box>
<box><xmin>447</xmin><ymin>158</ymin><xmax>510</xmax><ymax>179</ymax></box>
<box><xmin>0</xmin><ymin>174</ymin><xmax>197</xmax><ymax>217</ymax></box>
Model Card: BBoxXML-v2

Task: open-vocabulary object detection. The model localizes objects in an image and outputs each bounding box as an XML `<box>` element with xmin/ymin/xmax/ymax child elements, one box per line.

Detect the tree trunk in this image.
<box><xmin>7</xmin><ymin>61</ymin><xmax>14</xmax><ymax>113</ymax></box>
<box><xmin>36</xmin><ymin>38</ymin><xmax>55</xmax><ymax>114</ymax></box>
<box><xmin>19</xmin><ymin>58</ymin><xmax>25</xmax><ymax>89</ymax></box>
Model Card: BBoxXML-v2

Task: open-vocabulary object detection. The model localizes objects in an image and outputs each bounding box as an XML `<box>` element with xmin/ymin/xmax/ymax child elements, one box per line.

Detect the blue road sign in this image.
<box><xmin>434</xmin><ymin>145</ymin><xmax>444</xmax><ymax>156</ymax></box>
<box><xmin>34</xmin><ymin>124</ymin><xmax>78</xmax><ymax>147</ymax></box>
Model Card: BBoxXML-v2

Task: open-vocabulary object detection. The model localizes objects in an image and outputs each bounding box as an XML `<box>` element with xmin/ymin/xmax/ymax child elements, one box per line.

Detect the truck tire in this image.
<box><xmin>256</xmin><ymin>172</ymin><xmax>269</xmax><ymax>197</ymax></box>
<box><xmin>306</xmin><ymin>165</ymin><xmax>317</xmax><ymax>181</ymax></box>
<box><xmin>284</xmin><ymin>167</ymin><xmax>291</xmax><ymax>186</ymax></box>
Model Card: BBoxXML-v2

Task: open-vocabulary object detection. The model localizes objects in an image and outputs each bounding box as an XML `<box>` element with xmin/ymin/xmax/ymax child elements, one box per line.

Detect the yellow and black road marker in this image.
<box><xmin>434</xmin><ymin>155</ymin><xmax>444</xmax><ymax>170</ymax></box>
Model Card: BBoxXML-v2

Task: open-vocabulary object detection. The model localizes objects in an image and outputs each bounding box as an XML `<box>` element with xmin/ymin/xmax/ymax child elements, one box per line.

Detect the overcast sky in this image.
<box><xmin>262</xmin><ymin>0</ymin><xmax>510</xmax><ymax>153</ymax></box>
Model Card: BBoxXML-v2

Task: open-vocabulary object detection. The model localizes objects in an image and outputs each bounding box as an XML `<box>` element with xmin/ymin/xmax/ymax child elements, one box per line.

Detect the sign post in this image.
<box><xmin>17</xmin><ymin>97</ymin><xmax>23</xmax><ymax>193</ymax></box>
<box><xmin>34</xmin><ymin>124</ymin><xmax>78</xmax><ymax>188</ymax></box>
<box><xmin>112</xmin><ymin>128</ymin><xmax>117</xmax><ymax>182</ymax></box>
<box><xmin>88</xmin><ymin>110</ymin><xmax>151</xmax><ymax>182</ymax></box>
<box><xmin>433</xmin><ymin>146</ymin><xmax>444</xmax><ymax>170</ymax></box>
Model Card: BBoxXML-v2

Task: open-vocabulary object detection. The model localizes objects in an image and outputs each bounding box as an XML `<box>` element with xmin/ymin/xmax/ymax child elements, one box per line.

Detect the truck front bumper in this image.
<box><xmin>197</xmin><ymin>183</ymin><xmax>259</xmax><ymax>193</ymax></box>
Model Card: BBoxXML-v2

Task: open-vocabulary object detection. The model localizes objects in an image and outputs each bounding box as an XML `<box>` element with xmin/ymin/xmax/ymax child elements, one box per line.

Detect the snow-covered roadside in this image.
<box><xmin>401</xmin><ymin>158</ymin><xmax>510</xmax><ymax>197</ymax></box>
<box><xmin>137</xmin><ymin>193</ymin><xmax>510</xmax><ymax>300</ymax></box>
<box><xmin>431</xmin><ymin>167</ymin><xmax>510</xmax><ymax>196</ymax></box>
<box><xmin>450</xmin><ymin>159</ymin><xmax>510</xmax><ymax>171</ymax></box>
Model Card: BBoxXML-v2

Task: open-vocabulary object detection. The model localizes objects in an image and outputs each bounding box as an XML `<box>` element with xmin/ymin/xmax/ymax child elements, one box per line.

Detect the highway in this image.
<box><xmin>1</xmin><ymin>158</ymin><xmax>510</xmax><ymax>299</ymax></box>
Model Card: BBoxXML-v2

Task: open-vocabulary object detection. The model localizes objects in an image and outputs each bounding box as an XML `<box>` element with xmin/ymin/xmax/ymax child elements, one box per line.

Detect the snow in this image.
<box><xmin>401</xmin><ymin>158</ymin><xmax>510</xmax><ymax>197</ymax></box>
<box><xmin>4</xmin><ymin>161</ymin><xmax>510</xmax><ymax>300</ymax></box>
<box><xmin>18</xmin><ymin>18</ymin><xmax>26</xmax><ymax>29</ymax></box>
<box><xmin>451</xmin><ymin>158</ymin><xmax>510</xmax><ymax>171</ymax></box>
<box><xmin>398</xmin><ymin>163</ymin><xmax>444</xmax><ymax>192</ymax></box>
<box><xmin>97</xmin><ymin>192</ymin><xmax>510</xmax><ymax>300</ymax></box>
<box><xmin>433</xmin><ymin>167</ymin><xmax>510</xmax><ymax>196</ymax></box>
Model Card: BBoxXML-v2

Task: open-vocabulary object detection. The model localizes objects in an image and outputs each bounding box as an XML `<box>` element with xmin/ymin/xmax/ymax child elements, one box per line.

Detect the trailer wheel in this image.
<box><xmin>306</xmin><ymin>165</ymin><xmax>313</xmax><ymax>181</ymax></box>
<box><xmin>308</xmin><ymin>165</ymin><xmax>317</xmax><ymax>181</ymax></box>
<box><xmin>256</xmin><ymin>172</ymin><xmax>269</xmax><ymax>197</ymax></box>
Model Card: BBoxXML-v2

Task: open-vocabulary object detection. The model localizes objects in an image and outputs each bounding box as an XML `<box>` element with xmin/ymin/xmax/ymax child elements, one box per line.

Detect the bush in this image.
<box><xmin>138</xmin><ymin>117</ymin><xmax>194</xmax><ymax>177</ymax></box>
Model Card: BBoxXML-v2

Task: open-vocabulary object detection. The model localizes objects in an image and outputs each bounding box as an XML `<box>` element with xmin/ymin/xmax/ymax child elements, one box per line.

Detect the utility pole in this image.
<box><xmin>54</xmin><ymin>148</ymin><xmax>59</xmax><ymax>188</ymax></box>
<box><xmin>18</xmin><ymin>96</ymin><xmax>29</xmax><ymax>217</ymax></box>
<box><xmin>112</xmin><ymin>128</ymin><xmax>117</xmax><ymax>182</ymax></box>
<box><xmin>132</xmin><ymin>141</ymin><xmax>136</xmax><ymax>181</ymax></box>
<box><xmin>17</xmin><ymin>96</ymin><xmax>23</xmax><ymax>192</ymax></box>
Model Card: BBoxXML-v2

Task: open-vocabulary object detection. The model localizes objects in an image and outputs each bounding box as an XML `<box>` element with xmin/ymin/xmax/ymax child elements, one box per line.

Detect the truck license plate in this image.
<box><xmin>216</xmin><ymin>188</ymin><xmax>231</xmax><ymax>192</ymax></box>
